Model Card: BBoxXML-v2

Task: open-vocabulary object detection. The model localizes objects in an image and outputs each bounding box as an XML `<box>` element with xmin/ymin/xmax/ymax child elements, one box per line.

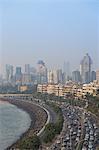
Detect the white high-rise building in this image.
<box><xmin>48</xmin><ymin>69</ymin><xmax>63</xmax><ymax>84</ymax></box>
<box><xmin>53</xmin><ymin>70</ymin><xmax>58</xmax><ymax>84</ymax></box>
<box><xmin>80</xmin><ymin>53</ymin><xmax>92</xmax><ymax>83</ymax></box>
<box><xmin>48</xmin><ymin>70</ymin><xmax>54</xmax><ymax>84</ymax></box>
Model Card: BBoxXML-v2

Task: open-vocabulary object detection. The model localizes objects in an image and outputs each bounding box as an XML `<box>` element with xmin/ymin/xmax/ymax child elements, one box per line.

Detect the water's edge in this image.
<box><xmin>0</xmin><ymin>98</ymin><xmax>47</xmax><ymax>149</ymax></box>
<box><xmin>0</xmin><ymin>99</ymin><xmax>31</xmax><ymax>150</ymax></box>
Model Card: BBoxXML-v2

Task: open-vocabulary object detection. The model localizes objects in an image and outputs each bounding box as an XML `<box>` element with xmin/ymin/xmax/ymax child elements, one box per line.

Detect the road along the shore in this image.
<box><xmin>0</xmin><ymin>98</ymin><xmax>50</xmax><ymax>149</ymax></box>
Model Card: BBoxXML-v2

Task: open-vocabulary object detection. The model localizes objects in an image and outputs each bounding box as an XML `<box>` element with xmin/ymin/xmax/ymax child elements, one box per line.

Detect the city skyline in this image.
<box><xmin>0</xmin><ymin>53</ymin><xmax>98</xmax><ymax>85</ymax></box>
<box><xmin>0</xmin><ymin>53</ymin><xmax>99</xmax><ymax>76</ymax></box>
<box><xmin>0</xmin><ymin>0</ymin><xmax>99</xmax><ymax>74</ymax></box>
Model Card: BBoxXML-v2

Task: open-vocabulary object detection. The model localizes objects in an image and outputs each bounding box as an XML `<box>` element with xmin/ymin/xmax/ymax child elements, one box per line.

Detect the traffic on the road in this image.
<box><xmin>50</xmin><ymin>105</ymin><xmax>99</xmax><ymax>150</ymax></box>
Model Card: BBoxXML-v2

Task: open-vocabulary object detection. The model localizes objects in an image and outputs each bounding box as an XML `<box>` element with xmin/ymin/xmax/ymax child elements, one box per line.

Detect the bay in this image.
<box><xmin>0</xmin><ymin>101</ymin><xmax>31</xmax><ymax>150</ymax></box>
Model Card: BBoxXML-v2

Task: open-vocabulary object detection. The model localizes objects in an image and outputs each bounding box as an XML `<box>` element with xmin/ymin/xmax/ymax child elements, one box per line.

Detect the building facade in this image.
<box><xmin>5</xmin><ymin>64</ymin><xmax>13</xmax><ymax>82</ymax></box>
<box><xmin>72</xmin><ymin>70</ymin><xmax>81</xmax><ymax>83</ymax></box>
<box><xmin>37</xmin><ymin>60</ymin><xmax>47</xmax><ymax>84</ymax></box>
<box><xmin>80</xmin><ymin>53</ymin><xmax>92</xmax><ymax>83</ymax></box>
<box><xmin>96</xmin><ymin>70</ymin><xmax>99</xmax><ymax>82</ymax></box>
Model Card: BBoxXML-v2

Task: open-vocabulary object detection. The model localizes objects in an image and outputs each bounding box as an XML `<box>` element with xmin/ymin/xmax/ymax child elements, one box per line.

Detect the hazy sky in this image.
<box><xmin>0</xmin><ymin>0</ymin><xmax>99</xmax><ymax>74</ymax></box>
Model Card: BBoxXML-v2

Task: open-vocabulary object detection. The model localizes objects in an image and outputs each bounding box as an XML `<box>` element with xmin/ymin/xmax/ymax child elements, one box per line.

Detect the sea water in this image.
<box><xmin>0</xmin><ymin>101</ymin><xmax>31</xmax><ymax>150</ymax></box>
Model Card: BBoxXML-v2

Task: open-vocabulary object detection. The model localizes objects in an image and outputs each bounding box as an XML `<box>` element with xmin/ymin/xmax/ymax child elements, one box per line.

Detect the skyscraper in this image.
<box><xmin>37</xmin><ymin>60</ymin><xmax>47</xmax><ymax>84</ymax></box>
<box><xmin>48</xmin><ymin>70</ymin><xmax>54</xmax><ymax>84</ymax></box>
<box><xmin>57</xmin><ymin>69</ymin><xmax>63</xmax><ymax>83</ymax></box>
<box><xmin>53</xmin><ymin>70</ymin><xmax>58</xmax><ymax>84</ymax></box>
<box><xmin>80</xmin><ymin>53</ymin><xmax>92</xmax><ymax>83</ymax></box>
<box><xmin>91</xmin><ymin>71</ymin><xmax>96</xmax><ymax>82</ymax></box>
<box><xmin>25</xmin><ymin>64</ymin><xmax>30</xmax><ymax>74</ymax></box>
<box><xmin>63</xmin><ymin>61</ymin><xmax>71</xmax><ymax>81</ymax></box>
<box><xmin>48</xmin><ymin>69</ymin><xmax>63</xmax><ymax>84</ymax></box>
<box><xmin>15</xmin><ymin>67</ymin><xmax>22</xmax><ymax>83</ymax></box>
<box><xmin>16</xmin><ymin>67</ymin><xmax>22</xmax><ymax>75</ymax></box>
<box><xmin>22</xmin><ymin>74</ymin><xmax>31</xmax><ymax>85</ymax></box>
<box><xmin>72</xmin><ymin>70</ymin><xmax>81</xmax><ymax>83</ymax></box>
<box><xmin>5</xmin><ymin>64</ymin><xmax>13</xmax><ymax>82</ymax></box>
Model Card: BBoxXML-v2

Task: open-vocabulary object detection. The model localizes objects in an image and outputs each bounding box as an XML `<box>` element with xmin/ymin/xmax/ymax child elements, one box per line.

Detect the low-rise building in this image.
<box><xmin>18</xmin><ymin>85</ymin><xmax>28</xmax><ymax>92</ymax></box>
<box><xmin>37</xmin><ymin>84</ymin><xmax>47</xmax><ymax>93</ymax></box>
<box><xmin>82</xmin><ymin>80</ymin><xmax>99</xmax><ymax>96</ymax></box>
<box><xmin>37</xmin><ymin>80</ymin><xmax>99</xmax><ymax>99</ymax></box>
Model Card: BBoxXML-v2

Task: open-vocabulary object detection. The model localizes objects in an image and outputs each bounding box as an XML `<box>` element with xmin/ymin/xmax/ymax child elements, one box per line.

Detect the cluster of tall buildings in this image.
<box><xmin>3</xmin><ymin>60</ymin><xmax>47</xmax><ymax>85</ymax></box>
<box><xmin>80</xmin><ymin>53</ymin><xmax>94</xmax><ymax>83</ymax></box>
<box><xmin>47</xmin><ymin>53</ymin><xmax>98</xmax><ymax>84</ymax></box>
<box><xmin>1</xmin><ymin>53</ymin><xmax>99</xmax><ymax>86</ymax></box>
<box><xmin>71</xmin><ymin>53</ymin><xmax>98</xmax><ymax>83</ymax></box>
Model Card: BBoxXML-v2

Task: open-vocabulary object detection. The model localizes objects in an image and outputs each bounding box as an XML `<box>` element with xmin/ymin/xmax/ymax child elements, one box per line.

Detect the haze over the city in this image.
<box><xmin>0</xmin><ymin>0</ymin><xmax>99</xmax><ymax>74</ymax></box>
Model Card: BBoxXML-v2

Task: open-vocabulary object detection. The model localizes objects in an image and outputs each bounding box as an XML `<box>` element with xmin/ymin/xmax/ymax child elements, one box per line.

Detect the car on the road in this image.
<box><xmin>82</xmin><ymin>146</ymin><xmax>87</xmax><ymax>150</ymax></box>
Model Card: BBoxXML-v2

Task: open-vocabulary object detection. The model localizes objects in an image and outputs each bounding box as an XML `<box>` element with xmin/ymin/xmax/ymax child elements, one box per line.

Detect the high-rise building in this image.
<box><xmin>57</xmin><ymin>69</ymin><xmax>63</xmax><ymax>83</ymax></box>
<box><xmin>53</xmin><ymin>70</ymin><xmax>58</xmax><ymax>84</ymax></box>
<box><xmin>63</xmin><ymin>61</ymin><xmax>71</xmax><ymax>81</ymax></box>
<box><xmin>80</xmin><ymin>53</ymin><xmax>92</xmax><ymax>83</ymax></box>
<box><xmin>25</xmin><ymin>64</ymin><xmax>30</xmax><ymax>74</ymax></box>
<box><xmin>37</xmin><ymin>60</ymin><xmax>47</xmax><ymax>84</ymax></box>
<box><xmin>72</xmin><ymin>70</ymin><xmax>81</xmax><ymax>83</ymax></box>
<box><xmin>96</xmin><ymin>70</ymin><xmax>99</xmax><ymax>82</ymax></box>
<box><xmin>16</xmin><ymin>67</ymin><xmax>22</xmax><ymax>75</ymax></box>
<box><xmin>22</xmin><ymin>74</ymin><xmax>31</xmax><ymax>85</ymax></box>
<box><xmin>23</xmin><ymin>64</ymin><xmax>32</xmax><ymax>85</ymax></box>
<box><xmin>48</xmin><ymin>69</ymin><xmax>63</xmax><ymax>84</ymax></box>
<box><xmin>62</xmin><ymin>72</ymin><xmax>66</xmax><ymax>84</ymax></box>
<box><xmin>48</xmin><ymin>70</ymin><xmax>54</xmax><ymax>84</ymax></box>
<box><xmin>15</xmin><ymin>67</ymin><xmax>22</xmax><ymax>83</ymax></box>
<box><xmin>91</xmin><ymin>71</ymin><xmax>96</xmax><ymax>82</ymax></box>
<box><xmin>30</xmin><ymin>67</ymin><xmax>36</xmax><ymax>75</ymax></box>
<box><xmin>5</xmin><ymin>64</ymin><xmax>13</xmax><ymax>82</ymax></box>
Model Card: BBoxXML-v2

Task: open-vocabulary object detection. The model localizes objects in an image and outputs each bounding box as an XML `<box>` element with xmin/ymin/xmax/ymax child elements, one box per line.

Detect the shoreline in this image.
<box><xmin>0</xmin><ymin>98</ymin><xmax>47</xmax><ymax>149</ymax></box>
